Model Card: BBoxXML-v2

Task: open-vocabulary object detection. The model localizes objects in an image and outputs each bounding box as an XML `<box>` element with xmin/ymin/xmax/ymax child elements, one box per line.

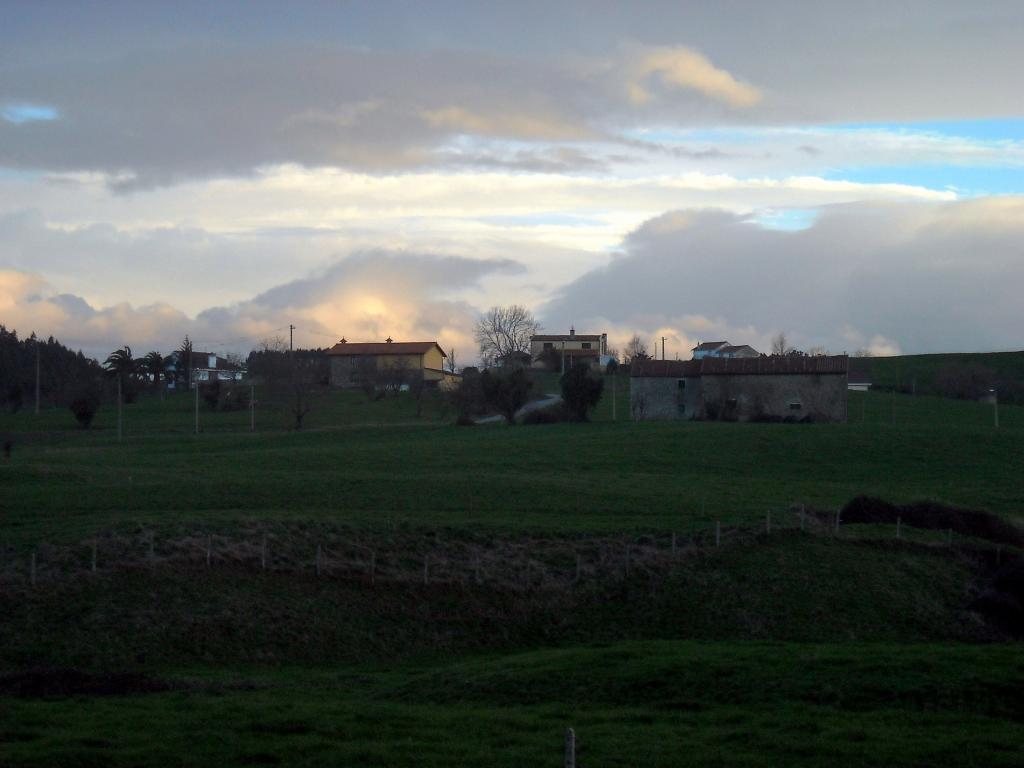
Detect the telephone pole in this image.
<box><xmin>289</xmin><ymin>324</ymin><xmax>296</xmax><ymax>352</ymax></box>
<box><xmin>661</xmin><ymin>337</ymin><xmax>666</xmax><ymax>361</ymax></box>
<box><xmin>34</xmin><ymin>342</ymin><xmax>41</xmax><ymax>415</ymax></box>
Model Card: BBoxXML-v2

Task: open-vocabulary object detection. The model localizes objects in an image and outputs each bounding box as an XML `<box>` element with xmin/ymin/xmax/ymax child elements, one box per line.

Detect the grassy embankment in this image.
<box><xmin>1</xmin><ymin>384</ymin><xmax>1023</xmax><ymax>766</ymax></box>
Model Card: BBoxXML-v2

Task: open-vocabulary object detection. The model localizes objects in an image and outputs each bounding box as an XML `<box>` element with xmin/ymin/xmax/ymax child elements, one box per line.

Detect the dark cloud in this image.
<box><xmin>541</xmin><ymin>198</ymin><xmax>1024</xmax><ymax>355</ymax></box>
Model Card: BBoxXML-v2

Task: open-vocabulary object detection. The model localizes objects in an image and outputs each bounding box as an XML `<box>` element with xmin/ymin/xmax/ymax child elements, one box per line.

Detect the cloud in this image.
<box><xmin>0</xmin><ymin>252</ymin><xmax>522</xmax><ymax>359</ymax></box>
<box><xmin>0</xmin><ymin>43</ymin><xmax>762</xmax><ymax>188</ymax></box>
<box><xmin>625</xmin><ymin>46</ymin><xmax>761</xmax><ymax>108</ymax></box>
<box><xmin>540</xmin><ymin>197</ymin><xmax>1024</xmax><ymax>356</ymax></box>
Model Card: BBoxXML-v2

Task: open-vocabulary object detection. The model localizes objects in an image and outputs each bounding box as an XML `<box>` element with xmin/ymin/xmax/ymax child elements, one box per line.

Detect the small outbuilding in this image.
<box><xmin>630</xmin><ymin>355</ymin><xmax>849</xmax><ymax>422</ymax></box>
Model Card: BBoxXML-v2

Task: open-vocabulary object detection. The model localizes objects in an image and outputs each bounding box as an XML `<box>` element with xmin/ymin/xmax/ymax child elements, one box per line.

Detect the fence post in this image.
<box><xmin>316</xmin><ymin>544</ymin><xmax>322</xmax><ymax>577</ymax></box>
<box><xmin>896</xmin><ymin>516</ymin><xmax>902</xmax><ymax>540</ymax></box>
<box><xmin>766</xmin><ymin>510</ymin><xmax>771</xmax><ymax>535</ymax></box>
<box><xmin>799</xmin><ymin>504</ymin><xmax>805</xmax><ymax>531</ymax></box>
<box><xmin>671</xmin><ymin>531</ymin><xmax>677</xmax><ymax>556</ymax></box>
<box><xmin>715</xmin><ymin>520</ymin><xmax>721</xmax><ymax>547</ymax></box>
<box><xmin>834</xmin><ymin>510</ymin><xmax>841</xmax><ymax>535</ymax></box>
<box><xmin>370</xmin><ymin>550</ymin><xmax>377</xmax><ymax>586</ymax></box>
<box><xmin>564</xmin><ymin>727</ymin><xmax>576</xmax><ymax>768</ymax></box>
<box><xmin>149</xmin><ymin>534</ymin><xmax>155</xmax><ymax>561</ymax></box>
<box><xmin>30</xmin><ymin>551</ymin><xmax>36</xmax><ymax>587</ymax></box>
<box><xmin>625</xmin><ymin>544</ymin><xmax>632</xmax><ymax>577</ymax></box>
<box><xmin>261</xmin><ymin>534</ymin><xmax>267</xmax><ymax>571</ymax></box>
<box><xmin>574</xmin><ymin>554</ymin><xmax>581</xmax><ymax>583</ymax></box>
<box><xmin>996</xmin><ymin>545</ymin><xmax>1002</xmax><ymax>565</ymax></box>
<box><xmin>947</xmin><ymin>528</ymin><xmax>953</xmax><ymax>547</ymax></box>
<box><xmin>206</xmin><ymin>535</ymin><xmax>212</xmax><ymax>568</ymax></box>
<box><xmin>423</xmin><ymin>554</ymin><xmax>429</xmax><ymax>585</ymax></box>
<box><xmin>91</xmin><ymin>539</ymin><xmax>97</xmax><ymax>572</ymax></box>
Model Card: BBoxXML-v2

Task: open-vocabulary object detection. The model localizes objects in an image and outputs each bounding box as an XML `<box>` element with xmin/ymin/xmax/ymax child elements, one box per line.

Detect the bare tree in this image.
<box><xmin>473</xmin><ymin>305</ymin><xmax>539</xmax><ymax>368</ymax></box>
<box><xmin>446</xmin><ymin>348</ymin><xmax>457</xmax><ymax>375</ymax></box>
<box><xmin>807</xmin><ymin>345</ymin><xmax>827</xmax><ymax>357</ymax></box>
<box><xmin>852</xmin><ymin>348</ymin><xmax>874</xmax><ymax>358</ymax></box>
<box><xmin>624</xmin><ymin>334</ymin><xmax>649</xmax><ymax>363</ymax></box>
<box><xmin>771</xmin><ymin>333</ymin><xmax>794</xmax><ymax>356</ymax></box>
<box><xmin>355</xmin><ymin>356</ymin><xmax>380</xmax><ymax>400</ymax></box>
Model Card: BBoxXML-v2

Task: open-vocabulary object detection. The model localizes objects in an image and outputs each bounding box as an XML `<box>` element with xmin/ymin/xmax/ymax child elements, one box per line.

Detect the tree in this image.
<box><xmin>177</xmin><ymin>336</ymin><xmax>194</xmax><ymax>388</ymax></box>
<box><xmin>446</xmin><ymin>348</ymin><xmax>457</xmax><ymax>375</ymax></box>
<box><xmin>807</xmin><ymin>346</ymin><xmax>827</xmax><ymax>357</ymax></box>
<box><xmin>624</xmin><ymin>334</ymin><xmax>649</xmax><ymax>363</ymax></box>
<box><xmin>480</xmin><ymin>368</ymin><xmax>532</xmax><ymax>424</ymax></box>
<box><xmin>104</xmin><ymin>346</ymin><xmax>137</xmax><ymax>403</ymax></box>
<box><xmin>771</xmin><ymin>333</ymin><xmax>794</xmax><ymax>356</ymax></box>
<box><xmin>474</xmin><ymin>305</ymin><xmax>538</xmax><ymax>368</ymax></box>
<box><xmin>561</xmin><ymin>364</ymin><xmax>604</xmax><ymax>421</ymax></box>
<box><xmin>141</xmin><ymin>351</ymin><xmax>165</xmax><ymax>397</ymax></box>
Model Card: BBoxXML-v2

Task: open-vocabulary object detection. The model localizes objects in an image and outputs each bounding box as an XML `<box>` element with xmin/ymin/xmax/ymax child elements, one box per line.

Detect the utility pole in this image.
<box><xmin>612</xmin><ymin>371</ymin><xmax>617</xmax><ymax>421</ymax></box>
<box><xmin>661</xmin><ymin>336</ymin><xmax>666</xmax><ymax>361</ymax></box>
<box><xmin>34</xmin><ymin>342</ymin><xmax>40</xmax><ymax>415</ymax></box>
<box><xmin>289</xmin><ymin>324</ymin><xmax>296</xmax><ymax>352</ymax></box>
<box><xmin>194</xmin><ymin>380</ymin><xmax>199</xmax><ymax>434</ymax></box>
<box><xmin>561</xmin><ymin>341</ymin><xmax>565</xmax><ymax>375</ymax></box>
<box><xmin>117</xmin><ymin>375</ymin><xmax>123</xmax><ymax>442</ymax></box>
<box><xmin>993</xmin><ymin>389</ymin><xmax>999</xmax><ymax>429</ymax></box>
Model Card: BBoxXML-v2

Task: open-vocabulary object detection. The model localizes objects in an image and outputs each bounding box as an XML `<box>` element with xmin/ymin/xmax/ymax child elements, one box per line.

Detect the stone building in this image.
<box><xmin>630</xmin><ymin>355</ymin><xmax>848</xmax><ymax>422</ymax></box>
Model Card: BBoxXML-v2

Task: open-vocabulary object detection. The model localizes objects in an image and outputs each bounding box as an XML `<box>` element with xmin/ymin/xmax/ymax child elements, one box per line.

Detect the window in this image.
<box><xmin>543</xmin><ymin>342</ymin><xmax>553</xmax><ymax>350</ymax></box>
<box><xmin>581</xmin><ymin>342</ymin><xmax>591</xmax><ymax>349</ymax></box>
<box><xmin>789</xmin><ymin>401</ymin><xmax>802</xmax><ymax>410</ymax></box>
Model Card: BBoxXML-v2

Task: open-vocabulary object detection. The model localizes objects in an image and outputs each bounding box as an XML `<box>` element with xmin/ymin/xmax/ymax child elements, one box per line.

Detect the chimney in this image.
<box><xmin>386</xmin><ymin>337</ymin><xmax>393</xmax><ymax>344</ymax></box>
<box><xmin>339</xmin><ymin>337</ymin><xmax>347</xmax><ymax>344</ymax></box>
<box><xmin>601</xmin><ymin>333</ymin><xmax>607</xmax><ymax>355</ymax></box>
<box><xmin>569</xmin><ymin>326</ymin><xmax>575</xmax><ymax>338</ymax></box>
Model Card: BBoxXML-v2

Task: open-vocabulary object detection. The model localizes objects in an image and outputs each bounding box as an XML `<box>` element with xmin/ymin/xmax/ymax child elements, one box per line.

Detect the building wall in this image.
<box><xmin>629</xmin><ymin>376</ymin><xmax>702</xmax><ymax>420</ymax></box>
<box><xmin>530</xmin><ymin>339</ymin><xmax>601</xmax><ymax>358</ymax></box>
<box><xmin>330</xmin><ymin>350</ymin><xmax>450</xmax><ymax>386</ymax></box>
<box><xmin>700</xmin><ymin>374</ymin><xmax>847</xmax><ymax>422</ymax></box>
<box><xmin>631</xmin><ymin>373</ymin><xmax>847</xmax><ymax>422</ymax></box>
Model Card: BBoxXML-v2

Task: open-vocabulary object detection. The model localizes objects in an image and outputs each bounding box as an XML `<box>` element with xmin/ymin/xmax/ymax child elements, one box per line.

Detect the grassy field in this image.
<box><xmin>1</xmin><ymin>382</ymin><xmax>1022</xmax><ymax>766</ymax></box>
<box><xmin>850</xmin><ymin>349</ymin><xmax>1024</xmax><ymax>397</ymax></box>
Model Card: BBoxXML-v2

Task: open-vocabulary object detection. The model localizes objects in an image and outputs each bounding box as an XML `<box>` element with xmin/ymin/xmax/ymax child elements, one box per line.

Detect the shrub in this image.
<box><xmin>217</xmin><ymin>385</ymin><xmax>251</xmax><ymax>412</ymax></box>
<box><xmin>199</xmin><ymin>380</ymin><xmax>221</xmax><ymax>409</ymax></box>
<box><xmin>560</xmin><ymin>364</ymin><xmax>604</xmax><ymax>421</ymax></box>
<box><xmin>480</xmin><ymin>368</ymin><xmax>532</xmax><ymax>424</ymax></box>
<box><xmin>521</xmin><ymin>403</ymin><xmax>567</xmax><ymax>425</ymax></box>
<box><xmin>69</xmin><ymin>392</ymin><xmax>100</xmax><ymax>429</ymax></box>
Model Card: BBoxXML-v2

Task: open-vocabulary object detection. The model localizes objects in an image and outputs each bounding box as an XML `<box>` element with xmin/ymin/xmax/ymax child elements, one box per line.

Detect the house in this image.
<box><xmin>166</xmin><ymin>351</ymin><xmax>246</xmax><ymax>388</ymax></box>
<box><xmin>630</xmin><ymin>355</ymin><xmax>848</xmax><ymax>422</ymax></box>
<box><xmin>326</xmin><ymin>337</ymin><xmax>458</xmax><ymax>388</ymax></box>
<box><xmin>691</xmin><ymin>341</ymin><xmax>760</xmax><ymax>359</ymax></box>
<box><xmin>530</xmin><ymin>327</ymin><xmax>608</xmax><ymax>370</ymax></box>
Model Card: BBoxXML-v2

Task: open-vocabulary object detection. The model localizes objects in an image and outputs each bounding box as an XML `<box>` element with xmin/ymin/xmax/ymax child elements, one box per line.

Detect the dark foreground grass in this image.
<box><xmin>3</xmin><ymin>641</ymin><xmax>1023</xmax><ymax>767</ymax></box>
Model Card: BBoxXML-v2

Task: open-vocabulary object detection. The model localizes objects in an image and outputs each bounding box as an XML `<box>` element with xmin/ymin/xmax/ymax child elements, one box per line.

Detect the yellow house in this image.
<box><xmin>326</xmin><ymin>338</ymin><xmax>458</xmax><ymax>388</ymax></box>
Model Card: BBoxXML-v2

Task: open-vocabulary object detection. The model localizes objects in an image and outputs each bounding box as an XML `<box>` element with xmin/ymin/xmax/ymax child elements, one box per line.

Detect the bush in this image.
<box><xmin>521</xmin><ymin>403</ymin><xmax>567</xmax><ymax>425</ymax></box>
<box><xmin>69</xmin><ymin>392</ymin><xmax>100</xmax><ymax>429</ymax></box>
<box><xmin>217</xmin><ymin>384</ymin><xmax>251</xmax><ymax>411</ymax></box>
<box><xmin>200</xmin><ymin>380</ymin><xmax>221</xmax><ymax>408</ymax></box>
<box><xmin>560</xmin><ymin>364</ymin><xmax>604</xmax><ymax>421</ymax></box>
<box><xmin>480</xmin><ymin>368</ymin><xmax>533</xmax><ymax>424</ymax></box>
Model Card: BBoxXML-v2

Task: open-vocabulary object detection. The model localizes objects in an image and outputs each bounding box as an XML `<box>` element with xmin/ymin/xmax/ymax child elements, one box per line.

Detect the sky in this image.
<box><xmin>1</xmin><ymin>1</ymin><xmax>1023</xmax><ymax>361</ymax></box>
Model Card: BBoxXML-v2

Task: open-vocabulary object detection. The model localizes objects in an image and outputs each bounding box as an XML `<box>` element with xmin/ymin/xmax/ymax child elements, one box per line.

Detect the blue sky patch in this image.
<box><xmin>2</xmin><ymin>104</ymin><xmax>59</xmax><ymax>124</ymax></box>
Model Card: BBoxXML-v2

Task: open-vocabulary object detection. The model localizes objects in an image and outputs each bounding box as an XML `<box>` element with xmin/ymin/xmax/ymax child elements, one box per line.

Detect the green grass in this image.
<box><xmin>3</xmin><ymin>641</ymin><xmax>1023</xmax><ymax>767</ymax></box>
<box><xmin>853</xmin><ymin>350</ymin><xmax>1024</xmax><ymax>395</ymax></box>
<box><xmin>2</xmin><ymin>386</ymin><xmax>1022</xmax><ymax>765</ymax></box>
<box><xmin>1</xmin><ymin>387</ymin><xmax>1022</xmax><ymax>547</ymax></box>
